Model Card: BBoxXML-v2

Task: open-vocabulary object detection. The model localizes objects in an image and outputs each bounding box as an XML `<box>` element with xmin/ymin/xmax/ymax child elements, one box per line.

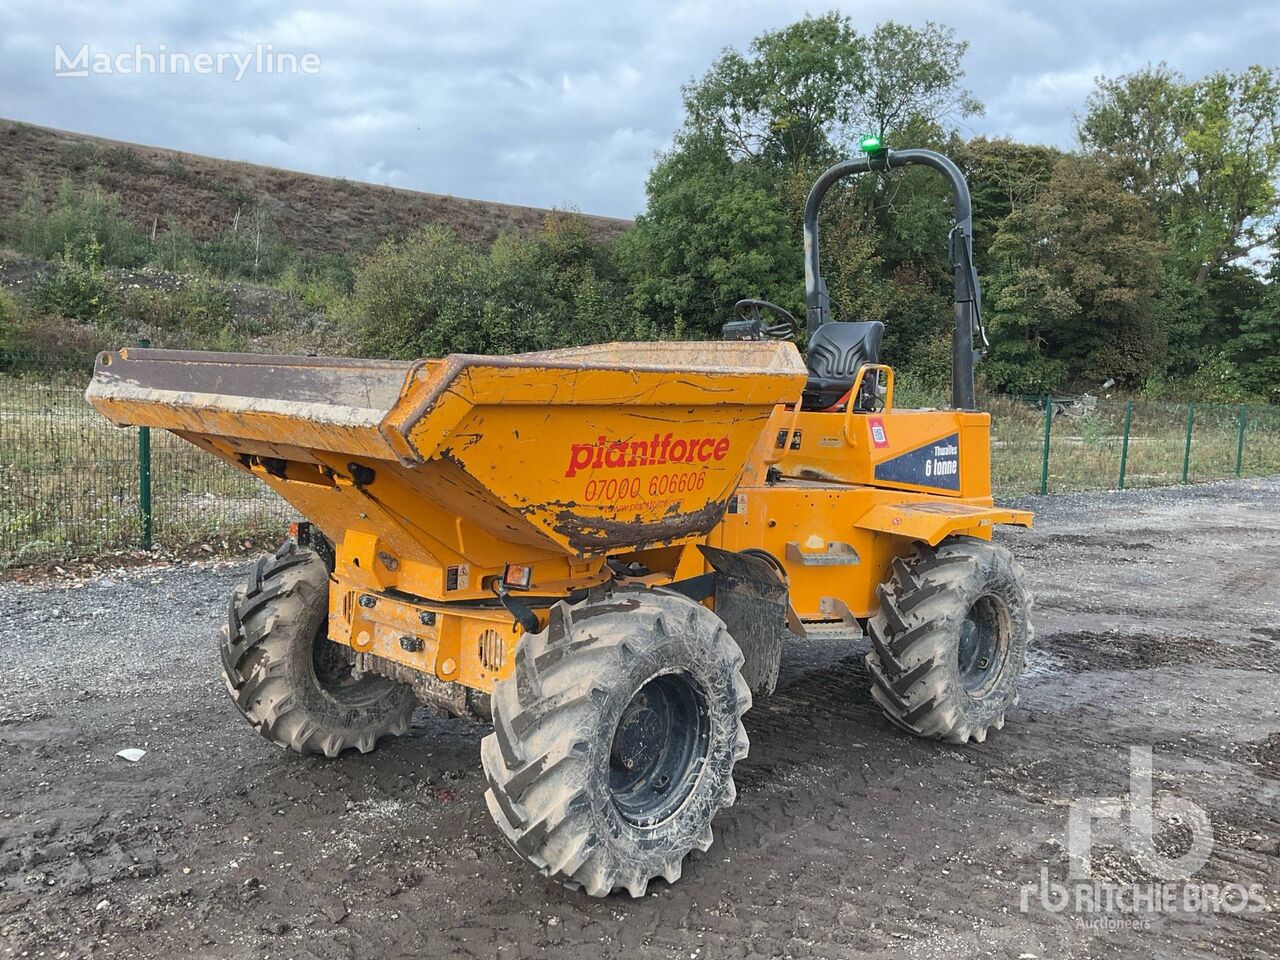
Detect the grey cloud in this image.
<box><xmin>0</xmin><ymin>1</ymin><xmax>1275</xmax><ymax>218</ymax></box>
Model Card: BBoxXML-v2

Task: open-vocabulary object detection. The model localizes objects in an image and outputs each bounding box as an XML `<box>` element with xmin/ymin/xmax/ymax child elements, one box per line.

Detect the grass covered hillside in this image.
<box><xmin>0</xmin><ymin>119</ymin><xmax>630</xmax><ymax>255</ymax></box>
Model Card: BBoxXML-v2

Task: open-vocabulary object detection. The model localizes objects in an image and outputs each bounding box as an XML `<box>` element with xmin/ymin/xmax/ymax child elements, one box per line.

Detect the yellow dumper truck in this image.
<box><xmin>88</xmin><ymin>147</ymin><xmax>1032</xmax><ymax>897</ymax></box>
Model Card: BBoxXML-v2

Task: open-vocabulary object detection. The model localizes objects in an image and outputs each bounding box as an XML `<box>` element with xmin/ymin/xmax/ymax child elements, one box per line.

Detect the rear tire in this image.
<box><xmin>220</xmin><ymin>540</ymin><xmax>415</xmax><ymax>757</ymax></box>
<box><xmin>865</xmin><ymin>536</ymin><xmax>1031</xmax><ymax>744</ymax></box>
<box><xmin>480</xmin><ymin>587</ymin><xmax>751</xmax><ymax>897</ymax></box>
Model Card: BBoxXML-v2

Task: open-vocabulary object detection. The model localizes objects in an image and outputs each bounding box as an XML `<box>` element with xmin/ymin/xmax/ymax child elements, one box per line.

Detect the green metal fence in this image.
<box><xmin>991</xmin><ymin>394</ymin><xmax>1280</xmax><ymax>496</ymax></box>
<box><xmin>1</xmin><ymin>353</ymin><xmax>1278</xmax><ymax>568</ymax></box>
<box><xmin>1</xmin><ymin>351</ymin><xmax>293</xmax><ymax>566</ymax></box>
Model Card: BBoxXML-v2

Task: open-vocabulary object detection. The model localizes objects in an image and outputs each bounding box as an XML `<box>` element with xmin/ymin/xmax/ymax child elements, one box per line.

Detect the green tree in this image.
<box><xmin>1179</xmin><ymin>67</ymin><xmax>1280</xmax><ymax>286</ymax></box>
<box><xmin>9</xmin><ymin>179</ymin><xmax>151</xmax><ymax>268</ymax></box>
<box><xmin>853</xmin><ymin>22</ymin><xmax>982</xmax><ymax>142</ymax></box>
<box><xmin>681</xmin><ymin>14</ymin><xmax>978</xmax><ymax>166</ymax></box>
<box><xmin>876</xmin><ymin>264</ymin><xmax>952</xmax><ymax>389</ymax></box>
<box><xmin>620</xmin><ymin>146</ymin><xmax>798</xmax><ymax>336</ymax></box>
<box><xmin>1081</xmin><ymin>64</ymin><xmax>1280</xmax><ymax>392</ymax></box>
<box><xmin>341</xmin><ymin>216</ymin><xmax>644</xmax><ymax>359</ymax></box>
<box><xmin>623</xmin><ymin>12</ymin><xmax>982</xmax><ymax>352</ymax></box>
<box><xmin>1078</xmin><ymin>65</ymin><xmax>1188</xmax><ymax>204</ymax></box>
<box><xmin>1230</xmin><ymin>261</ymin><xmax>1280</xmax><ymax>401</ymax></box>
<box><xmin>985</xmin><ymin>155</ymin><xmax>1165</xmax><ymax>391</ymax></box>
<box><xmin>681</xmin><ymin>13</ymin><xmax>866</xmax><ymax>171</ymax></box>
<box><xmin>953</xmin><ymin>137</ymin><xmax>1061</xmax><ymax>273</ymax></box>
<box><xmin>1081</xmin><ymin>64</ymin><xmax>1280</xmax><ymax>286</ymax></box>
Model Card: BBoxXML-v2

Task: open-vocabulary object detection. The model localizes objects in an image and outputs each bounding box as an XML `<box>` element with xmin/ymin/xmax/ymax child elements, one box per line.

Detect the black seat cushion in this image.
<box><xmin>801</xmin><ymin>321</ymin><xmax>884</xmax><ymax>409</ymax></box>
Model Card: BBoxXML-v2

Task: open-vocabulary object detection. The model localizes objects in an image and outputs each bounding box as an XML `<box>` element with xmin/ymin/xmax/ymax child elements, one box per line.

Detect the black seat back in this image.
<box><xmin>801</xmin><ymin>321</ymin><xmax>884</xmax><ymax>409</ymax></box>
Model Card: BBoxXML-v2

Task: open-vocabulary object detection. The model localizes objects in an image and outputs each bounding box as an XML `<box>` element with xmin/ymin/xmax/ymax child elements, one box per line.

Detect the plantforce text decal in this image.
<box><xmin>565</xmin><ymin>433</ymin><xmax>730</xmax><ymax>477</ymax></box>
<box><xmin>873</xmin><ymin>433</ymin><xmax>960</xmax><ymax>491</ymax></box>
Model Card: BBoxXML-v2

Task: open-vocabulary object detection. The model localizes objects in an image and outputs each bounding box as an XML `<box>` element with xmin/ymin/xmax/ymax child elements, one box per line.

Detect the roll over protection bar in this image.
<box><xmin>802</xmin><ymin>148</ymin><xmax>985</xmax><ymax>410</ymax></box>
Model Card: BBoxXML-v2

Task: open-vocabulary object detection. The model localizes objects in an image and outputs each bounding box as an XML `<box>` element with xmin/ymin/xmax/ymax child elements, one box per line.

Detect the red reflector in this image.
<box><xmin>503</xmin><ymin>564</ymin><xmax>533</xmax><ymax>589</ymax></box>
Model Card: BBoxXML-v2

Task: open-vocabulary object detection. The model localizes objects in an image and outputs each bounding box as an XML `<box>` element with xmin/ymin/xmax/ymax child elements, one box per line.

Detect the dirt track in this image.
<box><xmin>2</xmin><ymin>479</ymin><xmax>1278</xmax><ymax>959</ymax></box>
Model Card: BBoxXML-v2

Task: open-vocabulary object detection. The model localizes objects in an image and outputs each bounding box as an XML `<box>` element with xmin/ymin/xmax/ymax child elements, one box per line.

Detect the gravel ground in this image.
<box><xmin>1</xmin><ymin>478</ymin><xmax>1278</xmax><ymax>959</ymax></box>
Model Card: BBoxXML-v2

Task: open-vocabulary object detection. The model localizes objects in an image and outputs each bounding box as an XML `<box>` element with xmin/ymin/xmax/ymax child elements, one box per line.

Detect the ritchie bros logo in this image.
<box><xmin>565</xmin><ymin>433</ymin><xmax>731</xmax><ymax>477</ymax></box>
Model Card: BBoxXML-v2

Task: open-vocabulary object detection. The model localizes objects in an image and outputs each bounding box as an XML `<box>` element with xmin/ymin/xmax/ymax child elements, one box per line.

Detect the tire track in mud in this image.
<box><xmin>2</xmin><ymin>478</ymin><xmax>1279</xmax><ymax>959</ymax></box>
<box><xmin>1031</xmin><ymin>628</ymin><xmax>1280</xmax><ymax>674</ymax></box>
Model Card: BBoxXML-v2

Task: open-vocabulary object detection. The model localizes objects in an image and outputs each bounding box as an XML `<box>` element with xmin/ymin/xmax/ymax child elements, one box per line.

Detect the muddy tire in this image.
<box><xmin>480</xmin><ymin>587</ymin><xmax>751</xmax><ymax>897</ymax></box>
<box><xmin>220</xmin><ymin>540</ymin><xmax>415</xmax><ymax>757</ymax></box>
<box><xmin>865</xmin><ymin>536</ymin><xmax>1031</xmax><ymax>744</ymax></box>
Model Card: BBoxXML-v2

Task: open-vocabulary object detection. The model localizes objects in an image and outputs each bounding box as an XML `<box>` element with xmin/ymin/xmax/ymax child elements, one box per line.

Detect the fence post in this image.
<box><xmin>138</xmin><ymin>338</ymin><xmax>153</xmax><ymax>551</ymax></box>
<box><xmin>1118</xmin><ymin>399</ymin><xmax>1133</xmax><ymax>490</ymax></box>
<box><xmin>1040</xmin><ymin>395</ymin><xmax>1053</xmax><ymax>495</ymax></box>
<box><xmin>1181</xmin><ymin>401</ymin><xmax>1195</xmax><ymax>484</ymax></box>
<box><xmin>1234</xmin><ymin>405</ymin><xmax>1247</xmax><ymax>477</ymax></box>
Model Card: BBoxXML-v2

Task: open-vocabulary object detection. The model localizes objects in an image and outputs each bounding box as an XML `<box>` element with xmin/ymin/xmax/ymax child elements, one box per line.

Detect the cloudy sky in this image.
<box><xmin>2</xmin><ymin>1</ymin><xmax>1277</xmax><ymax>219</ymax></box>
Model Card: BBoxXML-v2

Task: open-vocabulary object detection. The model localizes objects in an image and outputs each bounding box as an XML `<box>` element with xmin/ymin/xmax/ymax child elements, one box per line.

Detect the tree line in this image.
<box><xmin>4</xmin><ymin>13</ymin><xmax>1278</xmax><ymax>402</ymax></box>
<box><xmin>617</xmin><ymin>14</ymin><xmax>1280</xmax><ymax>401</ymax></box>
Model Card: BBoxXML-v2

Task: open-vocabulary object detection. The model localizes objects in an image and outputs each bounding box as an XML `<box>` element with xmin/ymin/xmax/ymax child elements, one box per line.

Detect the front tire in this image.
<box><xmin>481</xmin><ymin>587</ymin><xmax>751</xmax><ymax>897</ymax></box>
<box><xmin>866</xmin><ymin>536</ymin><xmax>1031</xmax><ymax>744</ymax></box>
<box><xmin>220</xmin><ymin>540</ymin><xmax>415</xmax><ymax>756</ymax></box>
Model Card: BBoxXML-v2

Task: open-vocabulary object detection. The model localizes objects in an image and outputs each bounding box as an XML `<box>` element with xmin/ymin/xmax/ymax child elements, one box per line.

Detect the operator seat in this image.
<box><xmin>801</xmin><ymin>320</ymin><xmax>884</xmax><ymax>410</ymax></box>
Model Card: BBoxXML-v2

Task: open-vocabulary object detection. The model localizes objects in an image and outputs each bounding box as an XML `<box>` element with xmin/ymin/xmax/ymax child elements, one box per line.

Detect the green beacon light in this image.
<box><xmin>859</xmin><ymin>134</ymin><xmax>885</xmax><ymax>155</ymax></box>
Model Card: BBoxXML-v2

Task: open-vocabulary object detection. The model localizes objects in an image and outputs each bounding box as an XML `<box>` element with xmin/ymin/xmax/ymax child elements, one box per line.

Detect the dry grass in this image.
<box><xmin>988</xmin><ymin>395</ymin><xmax>1280</xmax><ymax>494</ymax></box>
<box><xmin>0</xmin><ymin>119</ymin><xmax>631</xmax><ymax>256</ymax></box>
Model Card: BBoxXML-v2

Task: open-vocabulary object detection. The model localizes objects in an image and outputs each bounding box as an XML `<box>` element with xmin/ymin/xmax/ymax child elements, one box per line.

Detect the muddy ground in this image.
<box><xmin>2</xmin><ymin>479</ymin><xmax>1278</xmax><ymax>959</ymax></box>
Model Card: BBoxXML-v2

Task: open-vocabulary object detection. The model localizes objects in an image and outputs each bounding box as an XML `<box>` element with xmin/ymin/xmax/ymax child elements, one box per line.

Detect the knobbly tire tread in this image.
<box><xmin>481</xmin><ymin>586</ymin><xmax>751</xmax><ymax>898</ymax></box>
<box><xmin>219</xmin><ymin>540</ymin><xmax>415</xmax><ymax>757</ymax></box>
<box><xmin>865</xmin><ymin>535</ymin><xmax>1032</xmax><ymax>744</ymax></box>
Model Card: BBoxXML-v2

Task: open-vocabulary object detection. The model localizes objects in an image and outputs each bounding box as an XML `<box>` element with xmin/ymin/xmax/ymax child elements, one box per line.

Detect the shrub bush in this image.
<box><xmin>0</xmin><ymin>284</ymin><xmax>112</xmax><ymax>374</ymax></box>
<box><xmin>337</xmin><ymin>225</ymin><xmax>486</xmax><ymax>359</ymax></box>
<box><xmin>116</xmin><ymin>278</ymin><xmax>236</xmax><ymax>346</ymax></box>
<box><xmin>31</xmin><ymin>241</ymin><xmax>116</xmax><ymax>324</ymax></box>
<box><xmin>339</xmin><ymin>219</ymin><xmax>647</xmax><ymax>360</ymax></box>
<box><xmin>194</xmin><ymin>207</ymin><xmax>293</xmax><ymax>281</ymax></box>
<box><xmin>102</xmin><ymin>146</ymin><xmax>146</xmax><ymax>174</ymax></box>
<box><xmin>10</xmin><ymin>179</ymin><xmax>151</xmax><ymax>268</ymax></box>
<box><xmin>1</xmin><ymin>313</ymin><xmax>113</xmax><ymax>372</ymax></box>
<box><xmin>0</xmin><ymin>287</ymin><xmax>24</xmax><ymax>353</ymax></box>
<box><xmin>148</xmin><ymin>208</ymin><xmax>293</xmax><ymax>282</ymax></box>
<box><xmin>57</xmin><ymin>141</ymin><xmax>101</xmax><ymax>173</ymax></box>
<box><xmin>276</xmin><ymin>252</ymin><xmax>356</xmax><ymax>313</ymax></box>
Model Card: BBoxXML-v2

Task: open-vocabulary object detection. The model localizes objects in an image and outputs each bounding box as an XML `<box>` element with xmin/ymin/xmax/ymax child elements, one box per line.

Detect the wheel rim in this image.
<box><xmin>608</xmin><ymin>672</ymin><xmax>711</xmax><ymax>828</ymax></box>
<box><xmin>311</xmin><ymin>626</ymin><xmax>396</xmax><ymax>707</ymax></box>
<box><xmin>956</xmin><ymin>594</ymin><xmax>1010</xmax><ymax>697</ymax></box>
<box><xmin>312</xmin><ymin>628</ymin><xmax>359</xmax><ymax>687</ymax></box>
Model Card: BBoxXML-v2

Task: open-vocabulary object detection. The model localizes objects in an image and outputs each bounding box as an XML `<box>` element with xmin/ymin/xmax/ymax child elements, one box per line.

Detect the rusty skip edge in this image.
<box><xmin>90</xmin><ymin>383</ymin><xmax>390</xmax><ymax>430</ymax></box>
<box><xmin>85</xmin><ymin>347</ymin><xmax>430</xmax><ymax>432</ymax></box>
<box><xmin>388</xmin><ymin>347</ymin><xmax>807</xmax><ymax>448</ymax></box>
<box><xmin>86</xmin><ymin>344</ymin><xmax>804</xmax><ymax>466</ymax></box>
<box><xmin>553</xmin><ymin>496</ymin><xmax>732</xmax><ymax>556</ymax></box>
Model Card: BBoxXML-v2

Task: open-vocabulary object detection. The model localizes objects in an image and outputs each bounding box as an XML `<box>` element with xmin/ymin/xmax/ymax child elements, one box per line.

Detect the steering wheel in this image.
<box><xmin>734</xmin><ymin>299</ymin><xmax>799</xmax><ymax>342</ymax></box>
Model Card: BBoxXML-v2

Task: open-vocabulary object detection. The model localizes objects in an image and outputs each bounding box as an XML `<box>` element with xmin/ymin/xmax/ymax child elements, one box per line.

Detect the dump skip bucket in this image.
<box><xmin>87</xmin><ymin>342</ymin><xmax>807</xmax><ymax>558</ymax></box>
